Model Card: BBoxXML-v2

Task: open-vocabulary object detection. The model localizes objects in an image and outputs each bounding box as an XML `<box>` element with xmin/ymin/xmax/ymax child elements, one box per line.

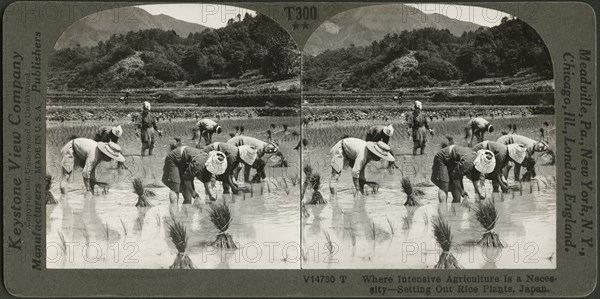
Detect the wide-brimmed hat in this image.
<box><xmin>111</xmin><ymin>125</ymin><xmax>123</xmax><ymax>138</ymax></box>
<box><xmin>507</xmin><ymin>143</ymin><xmax>527</xmax><ymax>164</ymax></box>
<box><xmin>264</xmin><ymin>142</ymin><xmax>279</xmax><ymax>154</ymax></box>
<box><xmin>142</xmin><ymin>101</ymin><xmax>151</xmax><ymax>111</ymax></box>
<box><xmin>383</xmin><ymin>124</ymin><xmax>394</xmax><ymax>137</ymax></box>
<box><xmin>366</xmin><ymin>141</ymin><xmax>395</xmax><ymax>161</ymax></box>
<box><xmin>239</xmin><ymin>145</ymin><xmax>258</xmax><ymax>165</ymax></box>
<box><xmin>97</xmin><ymin>142</ymin><xmax>125</xmax><ymax>162</ymax></box>
<box><xmin>205</xmin><ymin>151</ymin><xmax>227</xmax><ymax>175</ymax></box>
<box><xmin>474</xmin><ymin>149</ymin><xmax>496</xmax><ymax>174</ymax></box>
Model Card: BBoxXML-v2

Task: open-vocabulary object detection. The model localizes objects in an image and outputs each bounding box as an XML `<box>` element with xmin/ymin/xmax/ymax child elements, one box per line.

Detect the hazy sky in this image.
<box><xmin>405</xmin><ymin>4</ymin><xmax>512</xmax><ymax>27</ymax></box>
<box><xmin>137</xmin><ymin>3</ymin><xmax>511</xmax><ymax>28</ymax></box>
<box><xmin>137</xmin><ymin>4</ymin><xmax>256</xmax><ymax>29</ymax></box>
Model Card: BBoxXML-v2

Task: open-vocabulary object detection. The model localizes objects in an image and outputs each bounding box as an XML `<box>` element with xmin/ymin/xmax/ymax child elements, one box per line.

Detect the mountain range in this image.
<box><xmin>54</xmin><ymin>7</ymin><xmax>210</xmax><ymax>49</ymax></box>
<box><xmin>304</xmin><ymin>4</ymin><xmax>483</xmax><ymax>55</ymax></box>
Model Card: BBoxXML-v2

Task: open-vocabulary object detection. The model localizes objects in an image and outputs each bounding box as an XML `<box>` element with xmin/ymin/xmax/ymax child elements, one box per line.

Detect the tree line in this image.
<box><xmin>49</xmin><ymin>13</ymin><xmax>300</xmax><ymax>90</ymax></box>
<box><xmin>302</xmin><ymin>18</ymin><xmax>552</xmax><ymax>90</ymax></box>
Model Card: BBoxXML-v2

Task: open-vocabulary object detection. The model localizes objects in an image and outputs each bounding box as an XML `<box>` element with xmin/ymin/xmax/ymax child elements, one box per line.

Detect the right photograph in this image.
<box><xmin>300</xmin><ymin>3</ymin><xmax>556</xmax><ymax>269</ymax></box>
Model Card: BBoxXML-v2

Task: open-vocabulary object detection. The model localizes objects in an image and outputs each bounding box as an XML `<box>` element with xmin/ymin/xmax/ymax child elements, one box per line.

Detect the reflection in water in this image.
<box><xmin>47</xmin><ymin>179</ymin><xmax>300</xmax><ymax>269</ymax></box>
<box><xmin>302</xmin><ymin>164</ymin><xmax>556</xmax><ymax>269</ymax></box>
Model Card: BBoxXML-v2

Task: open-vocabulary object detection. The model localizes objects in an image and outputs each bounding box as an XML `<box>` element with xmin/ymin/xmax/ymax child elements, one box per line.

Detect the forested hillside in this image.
<box><xmin>303</xmin><ymin>18</ymin><xmax>552</xmax><ymax>91</ymax></box>
<box><xmin>49</xmin><ymin>13</ymin><xmax>300</xmax><ymax>90</ymax></box>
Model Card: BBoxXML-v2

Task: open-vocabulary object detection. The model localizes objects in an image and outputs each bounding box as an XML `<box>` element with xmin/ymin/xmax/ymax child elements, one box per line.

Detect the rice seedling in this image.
<box><xmin>133</xmin><ymin>178</ymin><xmax>153</xmax><ymax>207</ymax></box>
<box><xmin>103</xmin><ymin>221</ymin><xmax>110</xmax><ymax>241</ymax></box>
<box><xmin>168</xmin><ymin>221</ymin><xmax>195</xmax><ymax>269</ymax></box>
<box><xmin>208</xmin><ymin>203</ymin><xmax>237</xmax><ymax>248</ymax></box>
<box><xmin>57</xmin><ymin>231</ymin><xmax>67</xmax><ymax>253</ymax></box>
<box><xmin>119</xmin><ymin>217</ymin><xmax>128</xmax><ymax>236</ymax></box>
<box><xmin>474</xmin><ymin>200</ymin><xmax>504</xmax><ymax>247</ymax></box>
<box><xmin>402</xmin><ymin>177</ymin><xmax>420</xmax><ymax>206</ymax></box>
<box><xmin>369</xmin><ymin>221</ymin><xmax>377</xmax><ymax>241</ymax></box>
<box><xmin>432</xmin><ymin>216</ymin><xmax>462</xmax><ymax>269</ymax></box>
<box><xmin>305</xmin><ymin>172</ymin><xmax>326</xmax><ymax>205</ymax></box>
<box><xmin>81</xmin><ymin>222</ymin><xmax>90</xmax><ymax>246</ymax></box>
<box><xmin>385</xmin><ymin>216</ymin><xmax>395</xmax><ymax>235</ymax></box>
<box><xmin>46</xmin><ymin>173</ymin><xmax>58</xmax><ymax>205</ymax></box>
<box><xmin>349</xmin><ymin>229</ymin><xmax>356</xmax><ymax>247</ymax></box>
<box><xmin>323</xmin><ymin>230</ymin><xmax>334</xmax><ymax>254</ymax></box>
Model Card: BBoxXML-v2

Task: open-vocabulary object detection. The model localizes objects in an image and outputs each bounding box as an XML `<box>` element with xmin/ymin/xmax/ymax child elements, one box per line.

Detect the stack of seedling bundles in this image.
<box><xmin>133</xmin><ymin>178</ymin><xmax>154</xmax><ymax>207</ymax></box>
<box><xmin>432</xmin><ymin>216</ymin><xmax>462</xmax><ymax>269</ymax></box>
<box><xmin>209</xmin><ymin>202</ymin><xmax>237</xmax><ymax>248</ymax></box>
<box><xmin>168</xmin><ymin>222</ymin><xmax>195</xmax><ymax>269</ymax></box>
<box><xmin>474</xmin><ymin>200</ymin><xmax>504</xmax><ymax>247</ymax></box>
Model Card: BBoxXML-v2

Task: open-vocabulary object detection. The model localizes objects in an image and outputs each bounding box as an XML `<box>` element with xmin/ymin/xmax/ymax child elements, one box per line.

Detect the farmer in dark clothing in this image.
<box><xmin>365</xmin><ymin>125</ymin><xmax>394</xmax><ymax>144</ymax></box>
<box><xmin>94</xmin><ymin>125</ymin><xmax>123</xmax><ymax>143</ymax></box>
<box><xmin>162</xmin><ymin>146</ymin><xmax>227</xmax><ymax>204</ymax></box>
<box><xmin>465</xmin><ymin>117</ymin><xmax>494</xmax><ymax>146</ymax></box>
<box><xmin>410</xmin><ymin>101</ymin><xmax>434</xmax><ymax>155</ymax></box>
<box><xmin>227</xmin><ymin>136</ymin><xmax>279</xmax><ymax>183</ymax></box>
<box><xmin>137</xmin><ymin>101</ymin><xmax>162</xmax><ymax>156</ymax></box>
<box><xmin>473</xmin><ymin>141</ymin><xmax>527</xmax><ymax>193</ymax></box>
<box><xmin>194</xmin><ymin>118</ymin><xmax>223</xmax><ymax>146</ymax></box>
<box><xmin>431</xmin><ymin>145</ymin><xmax>495</xmax><ymax>203</ymax></box>
<box><xmin>94</xmin><ymin>125</ymin><xmax>126</xmax><ymax>169</ymax></box>
<box><xmin>365</xmin><ymin>124</ymin><xmax>396</xmax><ymax>168</ymax></box>
<box><xmin>203</xmin><ymin>142</ymin><xmax>258</xmax><ymax>194</ymax></box>
<box><xmin>496</xmin><ymin>134</ymin><xmax>548</xmax><ymax>181</ymax></box>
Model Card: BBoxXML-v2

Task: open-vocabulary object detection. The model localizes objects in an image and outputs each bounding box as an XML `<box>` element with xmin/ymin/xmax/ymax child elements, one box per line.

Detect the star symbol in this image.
<box><xmin>291</xmin><ymin>22</ymin><xmax>299</xmax><ymax>30</ymax></box>
<box><xmin>302</xmin><ymin>22</ymin><xmax>309</xmax><ymax>29</ymax></box>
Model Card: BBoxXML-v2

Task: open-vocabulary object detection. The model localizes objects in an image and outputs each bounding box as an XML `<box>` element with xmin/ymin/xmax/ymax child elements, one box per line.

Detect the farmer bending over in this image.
<box><xmin>59</xmin><ymin>138</ymin><xmax>125</xmax><ymax>198</ymax></box>
<box><xmin>162</xmin><ymin>147</ymin><xmax>227</xmax><ymax>204</ymax></box>
<box><xmin>465</xmin><ymin>117</ymin><xmax>493</xmax><ymax>146</ymax></box>
<box><xmin>431</xmin><ymin>145</ymin><xmax>495</xmax><ymax>203</ymax></box>
<box><xmin>94</xmin><ymin>125</ymin><xmax>126</xmax><ymax>170</ymax></box>
<box><xmin>365</xmin><ymin>124</ymin><xmax>397</xmax><ymax>167</ymax></box>
<box><xmin>496</xmin><ymin>134</ymin><xmax>548</xmax><ymax>181</ymax></box>
<box><xmin>194</xmin><ymin>118</ymin><xmax>223</xmax><ymax>146</ymax></box>
<box><xmin>227</xmin><ymin>136</ymin><xmax>279</xmax><ymax>183</ymax></box>
<box><xmin>204</xmin><ymin>142</ymin><xmax>258</xmax><ymax>194</ymax></box>
<box><xmin>94</xmin><ymin>125</ymin><xmax>123</xmax><ymax>143</ymax></box>
<box><xmin>473</xmin><ymin>141</ymin><xmax>527</xmax><ymax>193</ymax></box>
<box><xmin>329</xmin><ymin>137</ymin><xmax>395</xmax><ymax>195</ymax></box>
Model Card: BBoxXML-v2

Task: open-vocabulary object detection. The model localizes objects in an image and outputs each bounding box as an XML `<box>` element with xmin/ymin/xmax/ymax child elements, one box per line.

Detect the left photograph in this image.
<box><xmin>45</xmin><ymin>4</ymin><xmax>301</xmax><ymax>269</ymax></box>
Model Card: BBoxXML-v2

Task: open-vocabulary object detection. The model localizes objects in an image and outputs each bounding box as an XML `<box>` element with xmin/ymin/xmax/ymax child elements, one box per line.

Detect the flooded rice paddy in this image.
<box><xmin>46</xmin><ymin>116</ymin><xmax>556</xmax><ymax>269</ymax></box>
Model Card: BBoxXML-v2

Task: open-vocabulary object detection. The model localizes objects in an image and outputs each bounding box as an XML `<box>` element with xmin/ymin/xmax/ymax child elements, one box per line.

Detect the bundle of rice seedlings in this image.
<box><xmin>270</xmin><ymin>123</ymin><xmax>276</xmax><ymax>129</ymax></box>
<box><xmin>306</xmin><ymin>173</ymin><xmax>326</xmax><ymax>205</ymax></box>
<box><xmin>133</xmin><ymin>178</ymin><xmax>153</xmax><ymax>207</ymax></box>
<box><xmin>209</xmin><ymin>203</ymin><xmax>237</xmax><ymax>248</ymax></box>
<box><xmin>402</xmin><ymin>177</ymin><xmax>420</xmax><ymax>206</ymax></box>
<box><xmin>282</xmin><ymin>124</ymin><xmax>288</xmax><ymax>132</ymax></box>
<box><xmin>46</xmin><ymin>173</ymin><xmax>58</xmax><ymax>205</ymax></box>
<box><xmin>168</xmin><ymin>222</ymin><xmax>195</xmax><ymax>269</ymax></box>
<box><xmin>90</xmin><ymin>179</ymin><xmax>110</xmax><ymax>195</ymax></box>
<box><xmin>474</xmin><ymin>200</ymin><xmax>504</xmax><ymax>247</ymax></box>
<box><xmin>432</xmin><ymin>216</ymin><xmax>462</xmax><ymax>269</ymax></box>
<box><xmin>358</xmin><ymin>179</ymin><xmax>379</xmax><ymax>194</ymax></box>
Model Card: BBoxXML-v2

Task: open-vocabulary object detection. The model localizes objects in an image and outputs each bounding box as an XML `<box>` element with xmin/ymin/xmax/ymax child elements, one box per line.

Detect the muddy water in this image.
<box><xmin>46</xmin><ymin>178</ymin><xmax>301</xmax><ymax>269</ymax></box>
<box><xmin>301</xmin><ymin>162</ymin><xmax>556</xmax><ymax>269</ymax></box>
